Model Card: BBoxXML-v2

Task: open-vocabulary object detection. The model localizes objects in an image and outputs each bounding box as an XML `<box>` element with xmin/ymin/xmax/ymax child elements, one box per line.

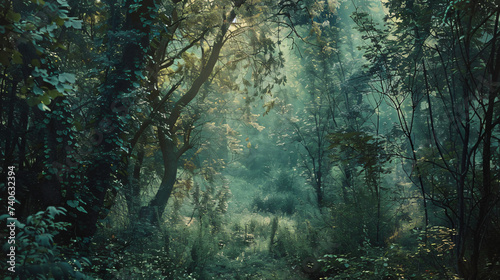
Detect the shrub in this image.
<box><xmin>251</xmin><ymin>194</ymin><xmax>296</xmax><ymax>215</ymax></box>
<box><xmin>274</xmin><ymin>171</ymin><xmax>295</xmax><ymax>193</ymax></box>
<box><xmin>318</xmin><ymin>227</ymin><xmax>461</xmax><ymax>280</ymax></box>
<box><xmin>1</xmin><ymin>206</ymin><xmax>92</xmax><ymax>279</ymax></box>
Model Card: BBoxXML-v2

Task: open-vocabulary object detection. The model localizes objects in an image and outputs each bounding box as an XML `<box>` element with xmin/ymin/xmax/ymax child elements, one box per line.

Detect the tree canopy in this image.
<box><xmin>1</xmin><ymin>0</ymin><xmax>499</xmax><ymax>279</ymax></box>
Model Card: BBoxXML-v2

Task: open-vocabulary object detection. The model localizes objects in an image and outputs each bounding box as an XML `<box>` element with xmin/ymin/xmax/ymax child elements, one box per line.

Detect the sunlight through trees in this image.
<box><xmin>1</xmin><ymin>0</ymin><xmax>499</xmax><ymax>279</ymax></box>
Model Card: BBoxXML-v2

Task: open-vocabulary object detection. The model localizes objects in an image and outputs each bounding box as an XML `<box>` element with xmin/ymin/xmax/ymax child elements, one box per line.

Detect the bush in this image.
<box><xmin>251</xmin><ymin>194</ymin><xmax>296</xmax><ymax>215</ymax></box>
<box><xmin>1</xmin><ymin>206</ymin><xmax>92</xmax><ymax>279</ymax></box>
<box><xmin>317</xmin><ymin>227</ymin><xmax>461</xmax><ymax>280</ymax></box>
<box><xmin>274</xmin><ymin>171</ymin><xmax>295</xmax><ymax>193</ymax></box>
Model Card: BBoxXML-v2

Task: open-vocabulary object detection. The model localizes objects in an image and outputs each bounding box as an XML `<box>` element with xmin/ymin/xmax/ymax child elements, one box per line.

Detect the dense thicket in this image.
<box><xmin>1</xmin><ymin>0</ymin><xmax>498</xmax><ymax>279</ymax></box>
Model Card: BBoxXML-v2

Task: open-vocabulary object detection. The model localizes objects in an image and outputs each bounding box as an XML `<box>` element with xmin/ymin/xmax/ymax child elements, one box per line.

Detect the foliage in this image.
<box><xmin>1</xmin><ymin>0</ymin><xmax>499</xmax><ymax>278</ymax></box>
<box><xmin>251</xmin><ymin>168</ymin><xmax>304</xmax><ymax>215</ymax></box>
<box><xmin>352</xmin><ymin>0</ymin><xmax>500</xmax><ymax>277</ymax></box>
<box><xmin>90</xmin><ymin>230</ymin><xmax>195</xmax><ymax>280</ymax></box>
<box><xmin>252</xmin><ymin>194</ymin><xmax>296</xmax><ymax>215</ymax></box>
<box><xmin>1</xmin><ymin>206</ymin><xmax>91</xmax><ymax>279</ymax></box>
<box><xmin>329</xmin><ymin>132</ymin><xmax>389</xmax><ymax>172</ymax></box>
<box><xmin>319</xmin><ymin>227</ymin><xmax>459</xmax><ymax>279</ymax></box>
<box><xmin>0</xmin><ymin>0</ymin><xmax>81</xmax><ymax>110</ymax></box>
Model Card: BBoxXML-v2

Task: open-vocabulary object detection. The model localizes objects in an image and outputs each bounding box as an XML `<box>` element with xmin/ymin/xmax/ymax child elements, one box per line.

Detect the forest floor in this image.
<box><xmin>202</xmin><ymin>252</ymin><xmax>310</xmax><ymax>280</ymax></box>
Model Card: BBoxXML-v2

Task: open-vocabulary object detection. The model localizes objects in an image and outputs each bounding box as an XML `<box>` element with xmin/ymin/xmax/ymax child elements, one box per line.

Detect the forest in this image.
<box><xmin>1</xmin><ymin>0</ymin><xmax>499</xmax><ymax>279</ymax></box>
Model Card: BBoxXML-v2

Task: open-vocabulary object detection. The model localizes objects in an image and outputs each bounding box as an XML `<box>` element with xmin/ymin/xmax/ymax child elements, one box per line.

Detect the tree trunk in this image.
<box><xmin>141</xmin><ymin>128</ymin><xmax>178</xmax><ymax>225</ymax></box>
<box><xmin>126</xmin><ymin>146</ymin><xmax>145</xmax><ymax>219</ymax></box>
<box><xmin>141</xmin><ymin>7</ymin><xmax>241</xmax><ymax>226</ymax></box>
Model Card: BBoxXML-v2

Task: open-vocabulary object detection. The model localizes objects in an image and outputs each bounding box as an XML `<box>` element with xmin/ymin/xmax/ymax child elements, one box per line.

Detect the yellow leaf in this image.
<box><xmin>7</xmin><ymin>11</ymin><xmax>21</xmax><ymax>23</ymax></box>
<box><xmin>31</xmin><ymin>59</ymin><xmax>41</xmax><ymax>67</ymax></box>
<box><xmin>12</xmin><ymin>51</ymin><xmax>23</xmax><ymax>64</ymax></box>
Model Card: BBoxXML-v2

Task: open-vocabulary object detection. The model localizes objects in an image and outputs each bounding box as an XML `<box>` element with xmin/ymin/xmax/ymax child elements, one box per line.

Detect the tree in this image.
<box><xmin>354</xmin><ymin>0</ymin><xmax>500</xmax><ymax>278</ymax></box>
<box><xmin>0</xmin><ymin>0</ymin><xmax>88</xmax><ymax>239</ymax></box>
<box><xmin>119</xmin><ymin>0</ymin><xmax>293</xmax><ymax>226</ymax></box>
<box><xmin>2</xmin><ymin>0</ymin><xmax>317</xmax><ymax>249</ymax></box>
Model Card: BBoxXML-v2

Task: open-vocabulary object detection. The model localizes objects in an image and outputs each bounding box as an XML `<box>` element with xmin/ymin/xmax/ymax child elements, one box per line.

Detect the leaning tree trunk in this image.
<box><xmin>140</xmin><ymin>128</ymin><xmax>178</xmax><ymax>225</ymax></box>
<box><xmin>140</xmin><ymin>5</ymin><xmax>242</xmax><ymax>226</ymax></box>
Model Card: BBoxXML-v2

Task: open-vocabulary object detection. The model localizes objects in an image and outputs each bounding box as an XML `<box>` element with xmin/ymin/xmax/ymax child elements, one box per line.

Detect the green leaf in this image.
<box><xmin>0</xmin><ymin>214</ymin><xmax>11</xmax><ymax>221</ymax></box>
<box><xmin>59</xmin><ymin>73</ymin><xmax>76</xmax><ymax>83</ymax></box>
<box><xmin>36</xmin><ymin>233</ymin><xmax>53</xmax><ymax>247</ymax></box>
<box><xmin>134</xmin><ymin>70</ymin><xmax>145</xmax><ymax>79</ymax></box>
<box><xmin>46</xmin><ymin>76</ymin><xmax>59</xmax><ymax>86</ymax></box>
<box><xmin>72</xmin><ymin>20</ymin><xmax>82</xmax><ymax>29</ymax></box>
<box><xmin>76</xmin><ymin>206</ymin><xmax>87</xmax><ymax>213</ymax></box>
<box><xmin>56</xmin><ymin>83</ymin><xmax>65</xmax><ymax>92</ymax></box>
<box><xmin>57</xmin><ymin>0</ymin><xmax>70</xmax><ymax>7</ymax></box>
<box><xmin>64</xmin><ymin>17</ymin><xmax>82</xmax><ymax>29</ymax></box>
<box><xmin>33</xmin><ymin>85</ymin><xmax>43</xmax><ymax>95</ymax></box>
<box><xmin>67</xmin><ymin>200</ymin><xmax>79</xmax><ymax>208</ymax></box>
